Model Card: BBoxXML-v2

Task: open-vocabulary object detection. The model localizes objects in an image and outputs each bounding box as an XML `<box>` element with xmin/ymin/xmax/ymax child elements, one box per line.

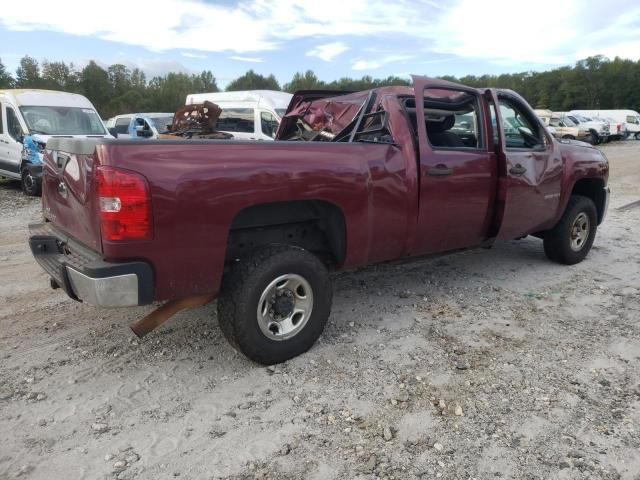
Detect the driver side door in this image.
<box><xmin>488</xmin><ymin>90</ymin><xmax>563</xmax><ymax>240</ymax></box>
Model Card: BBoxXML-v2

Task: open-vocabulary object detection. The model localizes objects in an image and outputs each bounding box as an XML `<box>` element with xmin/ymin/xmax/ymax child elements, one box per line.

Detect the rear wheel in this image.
<box><xmin>562</xmin><ymin>135</ymin><xmax>576</xmax><ymax>140</ymax></box>
<box><xmin>543</xmin><ymin>195</ymin><xmax>597</xmax><ymax>265</ymax></box>
<box><xmin>635</xmin><ymin>132</ymin><xmax>640</xmax><ymax>140</ymax></box>
<box><xmin>21</xmin><ymin>169</ymin><xmax>41</xmax><ymax>196</ymax></box>
<box><xmin>217</xmin><ymin>245</ymin><xmax>332</xmax><ymax>365</ymax></box>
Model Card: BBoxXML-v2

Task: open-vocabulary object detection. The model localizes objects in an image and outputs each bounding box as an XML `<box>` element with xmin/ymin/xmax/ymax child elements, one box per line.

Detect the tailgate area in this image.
<box><xmin>29</xmin><ymin>221</ymin><xmax>154</xmax><ymax>307</ymax></box>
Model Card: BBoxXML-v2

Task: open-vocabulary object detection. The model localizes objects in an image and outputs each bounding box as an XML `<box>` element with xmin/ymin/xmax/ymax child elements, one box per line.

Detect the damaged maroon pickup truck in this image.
<box><xmin>29</xmin><ymin>76</ymin><xmax>609</xmax><ymax>364</ymax></box>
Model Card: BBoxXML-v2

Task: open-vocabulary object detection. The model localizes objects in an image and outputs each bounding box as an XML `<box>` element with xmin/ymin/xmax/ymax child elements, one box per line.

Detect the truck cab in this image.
<box><xmin>0</xmin><ymin>89</ymin><xmax>110</xmax><ymax>196</ymax></box>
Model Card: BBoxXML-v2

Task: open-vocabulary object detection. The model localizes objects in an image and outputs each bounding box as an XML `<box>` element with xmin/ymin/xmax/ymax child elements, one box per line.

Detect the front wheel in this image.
<box><xmin>21</xmin><ymin>169</ymin><xmax>41</xmax><ymax>196</ymax></box>
<box><xmin>217</xmin><ymin>245</ymin><xmax>332</xmax><ymax>365</ymax></box>
<box><xmin>543</xmin><ymin>195</ymin><xmax>597</xmax><ymax>265</ymax></box>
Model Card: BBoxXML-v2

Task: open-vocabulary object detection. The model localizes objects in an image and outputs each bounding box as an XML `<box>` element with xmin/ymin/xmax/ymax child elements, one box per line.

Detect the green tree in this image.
<box><xmin>283</xmin><ymin>70</ymin><xmax>326</xmax><ymax>92</ymax></box>
<box><xmin>130</xmin><ymin>68</ymin><xmax>147</xmax><ymax>90</ymax></box>
<box><xmin>108</xmin><ymin>64</ymin><xmax>132</xmax><ymax>98</ymax></box>
<box><xmin>226</xmin><ymin>70</ymin><xmax>280</xmax><ymax>91</ymax></box>
<box><xmin>192</xmin><ymin>70</ymin><xmax>218</xmax><ymax>92</ymax></box>
<box><xmin>15</xmin><ymin>55</ymin><xmax>42</xmax><ymax>88</ymax></box>
<box><xmin>41</xmin><ymin>61</ymin><xmax>79</xmax><ymax>90</ymax></box>
<box><xmin>80</xmin><ymin>61</ymin><xmax>112</xmax><ymax>116</ymax></box>
<box><xmin>147</xmin><ymin>72</ymin><xmax>196</xmax><ymax>112</ymax></box>
<box><xmin>0</xmin><ymin>58</ymin><xmax>14</xmax><ymax>88</ymax></box>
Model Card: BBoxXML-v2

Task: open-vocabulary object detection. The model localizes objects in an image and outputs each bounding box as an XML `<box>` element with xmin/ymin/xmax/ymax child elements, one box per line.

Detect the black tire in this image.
<box><xmin>635</xmin><ymin>132</ymin><xmax>640</xmax><ymax>140</ymax></box>
<box><xmin>217</xmin><ymin>245</ymin><xmax>332</xmax><ymax>365</ymax></box>
<box><xmin>21</xmin><ymin>169</ymin><xmax>41</xmax><ymax>196</ymax></box>
<box><xmin>562</xmin><ymin>135</ymin><xmax>575</xmax><ymax>140</ymax></box>
<box><xmin>543</xmin><ymin>195</ymin><xmax>597</xmax><ymax>265</ymax></box>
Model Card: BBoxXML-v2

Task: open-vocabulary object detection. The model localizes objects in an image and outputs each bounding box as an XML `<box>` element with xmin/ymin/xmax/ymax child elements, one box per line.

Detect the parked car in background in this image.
<box><xmin>30</xmin><ymin>76</ymin><xmax>610</xmax><ymax>364</ymax></box>
<box><xmin>0</xmin><ymin>89</ymin><xmax>110</xmax><ymax>196</ymax></box>
<box><xmin>128</xmin><ymin>113</ymin><xmax>174</xmax><ymax>139</ymax></box>
<box><xmin>105</xmin><ymin>113</ymin><xmax>173</xmax><ymax>139</ymax></box>
<box><xmin>534</xmin><ymin>109</ymin><xmax>594</xmax><ymax>143</ymax></box>
<box><xmin>556</xmin><ymin>112</ymin><xmax>610</xmax><ymax>144</ymax></box>
<box><xmin>571</xmin><ymin>110</ymin><xmax>640</xmax><ymax>139</ymax></box>
<box><xmin>104</xmin><ymin>114</ymin><xmax>132</xmax><ymax>138</ymax></box>
<box><xmin>185</xmin><ymin>90</ymin><xmax>292</xmax><ymax>140</ymax></box>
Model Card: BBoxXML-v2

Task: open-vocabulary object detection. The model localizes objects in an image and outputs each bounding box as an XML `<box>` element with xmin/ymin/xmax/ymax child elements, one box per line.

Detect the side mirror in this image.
<box><xmin>108</xmin><ymin>128</ymin><xmax>118</xmax><ymax>138</ymax></box>
<box><xmin>17</xmin><ymin>135</ymin><xmax>24</xmax><ymax>144</ymax></box>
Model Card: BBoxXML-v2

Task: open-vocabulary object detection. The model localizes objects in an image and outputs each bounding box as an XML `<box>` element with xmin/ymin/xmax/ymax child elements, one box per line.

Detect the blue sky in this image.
<box><xmin>1</xmin><ymin>0</ymin><xmax>640</xmax><ymax>88</ymax></box>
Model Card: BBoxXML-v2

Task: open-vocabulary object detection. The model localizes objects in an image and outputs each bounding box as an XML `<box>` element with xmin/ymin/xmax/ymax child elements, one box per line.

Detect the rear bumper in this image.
<box><xmin>28</xmin><ymin>222</ymin><xmax>154</xmax><ymax>307</ymax></box>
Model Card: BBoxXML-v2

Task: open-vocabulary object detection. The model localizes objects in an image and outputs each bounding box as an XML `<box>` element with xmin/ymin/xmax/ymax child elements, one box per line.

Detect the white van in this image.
<box><xmin>0</xmin><ymin>89</ymin><xmax>110</xmax><ymax>195</ymax></box>
<box><xmin>184</xmin><ymin>90</ymin><xmax>292</xmax><ymax>140</ymax></box>
<box><xmin>571</xmin><ymin>110</ymin><xmax>640</xmax><ymax>139</ymax></box>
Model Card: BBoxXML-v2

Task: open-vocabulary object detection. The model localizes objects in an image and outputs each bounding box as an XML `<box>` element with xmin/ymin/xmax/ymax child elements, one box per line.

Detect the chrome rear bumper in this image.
<box><xmin>29</xmin><ymin>222</ymin><xmax>154</xmax><ymax>307</ymax></box>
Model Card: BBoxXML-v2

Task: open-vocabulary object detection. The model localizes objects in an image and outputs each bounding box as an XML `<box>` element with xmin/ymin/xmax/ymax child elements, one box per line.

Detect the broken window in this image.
<box><xmin>281</xmin><ymin>90</ymin><xmax>394</xmax><ymax>144</ymax></box>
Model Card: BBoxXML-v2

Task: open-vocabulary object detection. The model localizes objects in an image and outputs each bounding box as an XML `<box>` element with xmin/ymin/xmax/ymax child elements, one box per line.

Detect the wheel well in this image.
<box><xmin>572</xmin><ymin>178</ymin><xmax>606</xmax><ymax>224</ymax></box>
<box><xmin>226</xmin><ymin>200</ymin><xmax>346</xmax><ymax>267</ymax></box>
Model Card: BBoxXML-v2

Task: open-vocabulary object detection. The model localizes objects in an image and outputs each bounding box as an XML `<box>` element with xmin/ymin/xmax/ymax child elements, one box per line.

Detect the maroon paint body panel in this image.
<box><xmin>39</xmin><ymin>77</ymin><xmax>609</xmax><ymax>303</ymax></box>
<box><xmin>93</xmin><ymin>140</ymin><xmax>413</xmax><ymax>300</ymax></box>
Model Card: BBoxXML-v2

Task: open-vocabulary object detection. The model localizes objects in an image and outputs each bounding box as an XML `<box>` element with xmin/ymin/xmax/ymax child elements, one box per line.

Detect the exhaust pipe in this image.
<box><xmin>130</xmin><ymin>294</ymin><xmax>215</xmax><ymax>338</ymax></box>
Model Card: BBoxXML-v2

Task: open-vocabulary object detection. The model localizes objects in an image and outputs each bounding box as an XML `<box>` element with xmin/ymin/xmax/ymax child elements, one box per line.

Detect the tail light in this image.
<box><xmin>96</xmin><ymin>166</ymin><xmax>152</xmax><ymax>241</ymax></box>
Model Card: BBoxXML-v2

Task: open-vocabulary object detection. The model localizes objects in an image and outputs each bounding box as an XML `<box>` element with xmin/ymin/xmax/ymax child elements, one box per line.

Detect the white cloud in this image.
<box><xmin>306</xmin><ymin>42</ymin><xmax>349</xmax><ymax>62</ymax></box>
<box><xmin>181</xmin><ymin>52</ymin><xmax>206</xmax><ymax>59</ymax></box>
<box><xmin>119</xmin><ymin>60</ymin><xmax>191</xmax><ymax>78</ymax></box>
<box><xmin>352</xmin><ymin>55</ymin><xmax>413</xmax><ymax>71</ymax></box>
<box><xmin>229</xmin><ymin>56</ymin><xmax>264</xmax><ymax>63</ymax></box>
<box><xmin>1</xmin><ymin>0</ymin><xmax>640</xmax><ymax>68</ymax></box>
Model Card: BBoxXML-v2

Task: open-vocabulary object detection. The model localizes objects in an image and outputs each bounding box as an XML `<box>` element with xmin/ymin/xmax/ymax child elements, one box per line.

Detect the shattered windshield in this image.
<box><xmin>20</xmin><ymin>106</ymin><xmax>107</xmax><ymax>135</ymax></box>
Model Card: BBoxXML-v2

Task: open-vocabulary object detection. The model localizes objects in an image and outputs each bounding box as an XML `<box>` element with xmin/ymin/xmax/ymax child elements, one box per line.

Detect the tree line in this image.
<box><xmin>1</xmin><ymin>54</ymin><xmax>638</xmax><ymax>119</ymax></box>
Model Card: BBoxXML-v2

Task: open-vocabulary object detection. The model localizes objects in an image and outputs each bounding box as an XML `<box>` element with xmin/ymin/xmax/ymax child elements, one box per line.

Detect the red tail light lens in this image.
<box><xmin>96</xmin><ymin>166</ymin><xmax>152</xmax><ymax>241</ymax></box>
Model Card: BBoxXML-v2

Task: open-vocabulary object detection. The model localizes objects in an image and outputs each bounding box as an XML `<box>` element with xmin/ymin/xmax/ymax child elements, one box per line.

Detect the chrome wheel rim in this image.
<box><xmin>570</xmin><ymin>212</ymin><xmax>590</xmax><ymax>252</ymax></box>
<box><xmin>257</xmin><ymin>274</ymin><xmax>313</xmax><ymax>341</ymax></box>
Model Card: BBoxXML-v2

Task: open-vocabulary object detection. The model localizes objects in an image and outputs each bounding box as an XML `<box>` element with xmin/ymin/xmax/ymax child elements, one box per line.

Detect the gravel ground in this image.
<box><xmin>0</xmin><ymin>142</ymin><xmax>639</xmax><ymax>480</ymax></box>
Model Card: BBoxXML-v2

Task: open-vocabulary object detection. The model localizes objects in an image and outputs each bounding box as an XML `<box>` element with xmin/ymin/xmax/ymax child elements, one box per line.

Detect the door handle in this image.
<box><xmin>427</xmin><ymin>164</ymin><xmax>453</xmax><ymax>177</ymax></box>
<box><xmin>509</xmin><ymin>164</ymin><xmax>527</xmax><ymax>175</ymax></box>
